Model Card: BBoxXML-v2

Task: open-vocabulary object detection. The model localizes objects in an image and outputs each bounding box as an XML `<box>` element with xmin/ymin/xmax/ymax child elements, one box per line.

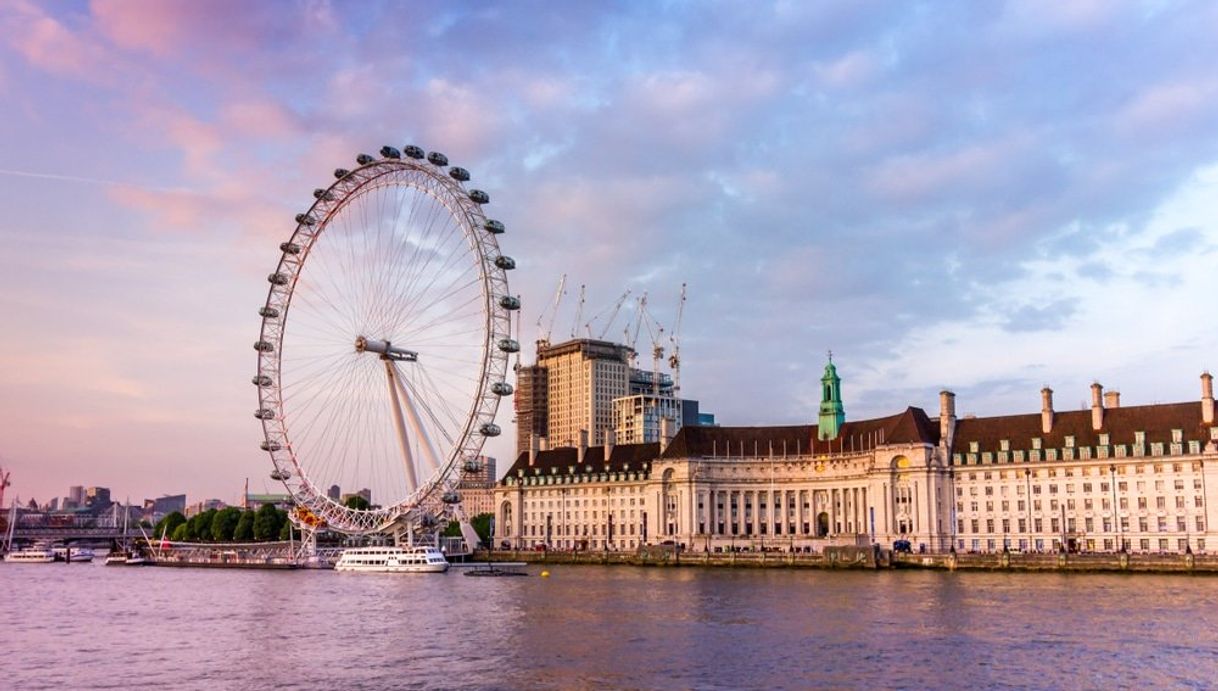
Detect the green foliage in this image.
<box><xmin>344</xmin><ymin>495</ymin><xmax>370</xmax><ymax>511</ymax></box>
<box><xmin>155</xmin><ymin>511</ymin><xmax>186</xmax><ymax>538</ymax></box>
<box><xmin>191</xmin><ymin>508</ymin><xmax>218</xmax><ymax>541</ymax></box>
<box><xmin>253</xmin><ymin>503</ymin><xmax>283</xmax><ymax>541</ymax></box>
<box><xmin>211</xmin><ymin>507</ymin><xmax>243</xmax><ymax>541</ymax></box>
<box><xmin>170</xmin><ymin>523</ymin><xmax>189</xmax><ymax>541</ymax></box>
<box><xmin>441</xmin><ymin>513</ymin><xmax>494</xmax><ymax>546</ymax></box>
<box><xmin>279</xmin><ymin>518</ymin><xmax>294</xmax><ymax>541</ymax></box>
<box><xmin>471</xmin><ymin>513</ymin><xmax>493</xmax><ymax>544</ymax></box>
<box><xmin>233</xmin><ymin>510</ymin><xmax>256</xmax><ymax>541</ymax></box>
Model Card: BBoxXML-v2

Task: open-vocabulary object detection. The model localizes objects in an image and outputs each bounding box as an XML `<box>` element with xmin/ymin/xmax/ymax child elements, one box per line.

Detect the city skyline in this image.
<box><xmin>2</xmin><ymin>2</ymin><xmax>1218</xmax><ymax>504</ymax></box>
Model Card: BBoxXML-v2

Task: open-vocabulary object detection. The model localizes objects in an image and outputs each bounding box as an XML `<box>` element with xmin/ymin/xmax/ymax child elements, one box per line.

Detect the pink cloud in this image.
<box><xmin>814</xmin><ymin>50</ymin><xmax>880</xmax><ymax>89</ymax></box>
<box><xmin>89</xmin><ymin>0</ymin><xmax>285</xmax><ymax>57</ymax></box>
<box><xmin>1115</xmin><ymin>80</ymin><xmax>1216</xmax><ymax>133</ymax></box>
<box><xmin>2</xmin><ymin>0</ymin><xmax>116</xmax><ymax>81</ymax></box>
<box><xmin>866</xmin><ymin>134</ymin><xmax>1034</xmax><ymax>203</ymax></box>
<box><xmin>220</xmin><ymin>100</ymin><xmax>302</xmax><ymax>138</ymax></box>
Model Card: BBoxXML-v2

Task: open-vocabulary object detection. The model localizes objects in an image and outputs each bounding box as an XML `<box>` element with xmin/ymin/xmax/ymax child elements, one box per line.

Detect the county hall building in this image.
<box><xmin>493</xmin><ymin>360</ymin><xmax>1218</xmax><ymax>555</ymax></box>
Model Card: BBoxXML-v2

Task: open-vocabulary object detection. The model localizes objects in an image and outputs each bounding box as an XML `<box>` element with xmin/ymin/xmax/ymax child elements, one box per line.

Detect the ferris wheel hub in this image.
<box><xmin>355</xmin><ymin>336</ymin><xmax>418</xmax><ymax>362</ymax></box>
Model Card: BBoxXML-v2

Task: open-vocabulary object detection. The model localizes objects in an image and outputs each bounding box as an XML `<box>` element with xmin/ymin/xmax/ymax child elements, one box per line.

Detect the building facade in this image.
<box><xmin>613</xmin><ymin>393</ymin><xmax>683</xmax><ymax>444</ymax></box>
<box><xmin>458</xmin><ymin>456</ymin><xmax>498</xmax><ymax>518</ymax></box>
<box><xmin>495</xmin><ymin>363</ymin><xmax>1218</xmax><ymax>555</ymax></box>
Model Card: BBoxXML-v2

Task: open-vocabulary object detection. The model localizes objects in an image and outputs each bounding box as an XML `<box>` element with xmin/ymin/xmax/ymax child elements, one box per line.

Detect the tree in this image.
<box><xmin>441</xmin><ymin>513</ymin><xmax>494</xmax><ymax>547</ymax></box>
<box><xmin>279</xmin><ymin>516</ymin><xmax>295</xmax><ymax>541</ymax></box>
<box><xmin>211</xmin><ymin>507</ymin><xmax>242</xmax><ymax>541</ymax></box>
<box><xmin>155</xmin><ymin>511</ymin><xmax>186</xmax><ymax>538</ymax></box>
<box><xmin>344</xmin><ymin>495</ymin><xmax>370</xmax><ymax>511</ymax></box>
<box><xmin>253</xmin><ymin>503</ymin><xmax>283</xmax><ymax>541</ymax></box>
<box><xmin>191</xmin><ymin>508</ymin><xmax>218</xmax><ymax>541</ymax></box>
<box><xmin>471</xmin><ymin>513</ymin><xmax>493</xmax><ymax>545</ymax></box>
<box><xmin>233</xmin><ymin>510</ymin><xmax>256</xmax><ymax>541</ymax></box>
<box><xmin>170</xmin><ymin>523</ymin><xmax>189</xmax><ymax>541</ymax></box>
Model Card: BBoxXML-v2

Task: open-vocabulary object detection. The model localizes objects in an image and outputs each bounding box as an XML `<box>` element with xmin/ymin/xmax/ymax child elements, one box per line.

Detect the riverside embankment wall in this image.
<box><xmin>476</xmin><ymin>549</ymin><xmax>1218</xmax><ymax>574</ymax></box>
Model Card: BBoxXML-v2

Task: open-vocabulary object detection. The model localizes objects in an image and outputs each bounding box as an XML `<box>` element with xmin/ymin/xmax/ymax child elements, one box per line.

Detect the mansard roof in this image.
<box><xmin>503</xmin><ymin>442</ymin><xmax>661</xmax><ymax>481</ymax></box>
<box><xmin>660</xmin><ymin>407</ymin><xmax>939</xmax><ymax>459</ymax></box>
<box><xmin>953</xmin><ymin>401</ymin><xmax>1211</xmax><ymax>453</ymax></box>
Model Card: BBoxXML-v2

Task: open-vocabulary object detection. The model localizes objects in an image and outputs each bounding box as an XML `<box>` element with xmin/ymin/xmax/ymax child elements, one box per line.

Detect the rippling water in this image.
<box><xmin>3</xmin><ymin>562</ymin><xmax>1217</xmax><ymax>689</ymax></box>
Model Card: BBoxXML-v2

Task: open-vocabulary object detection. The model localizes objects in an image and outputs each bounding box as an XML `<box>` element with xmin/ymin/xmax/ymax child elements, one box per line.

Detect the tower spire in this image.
<box><xmin>818</xmin><ymin>354</ymin><xmax>845</xmax><ymax>441</ymax></box>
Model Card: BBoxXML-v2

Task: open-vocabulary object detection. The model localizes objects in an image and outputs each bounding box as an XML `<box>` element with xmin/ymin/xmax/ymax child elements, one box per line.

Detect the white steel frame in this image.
<box><xmin>254</xmin><ymin>153</ymin><xmax>513</xmax><ymax>534</ymax></box>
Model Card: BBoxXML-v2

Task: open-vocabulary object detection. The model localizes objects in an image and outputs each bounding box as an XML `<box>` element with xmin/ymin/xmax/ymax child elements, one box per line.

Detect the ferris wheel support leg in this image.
<box><xmin>384</xmin><ymin>361</ymin><xmax>419</xmax><ymax>493</ymax></box>
<box><xmin>391</xmin><ymin>364</ymin><xmax>443</xmax><ymax>477</ymax></box>
<box><xmin>451</xmin><ymin>503</ymin><xmax>481</xmax><ymax>552</ymax></box>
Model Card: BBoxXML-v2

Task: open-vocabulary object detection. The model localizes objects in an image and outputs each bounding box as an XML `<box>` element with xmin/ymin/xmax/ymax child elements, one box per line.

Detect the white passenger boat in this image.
<box><xmin>334</xmin><ymin>546</ymin><xmax>449</xmax><ymax>573</ymax></box>
<box><xmin>53</xmin><ymin>546</ymin><xmax>95</xmax><ymax>563</ymax></box>
<box><xmin>5</xmin><ymin>546</ymin><xmax>55</xmax><ymax>563</ymax></box>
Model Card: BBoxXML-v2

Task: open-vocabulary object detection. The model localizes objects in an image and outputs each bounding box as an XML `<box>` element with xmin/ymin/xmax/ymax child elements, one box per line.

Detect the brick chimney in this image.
<box><xmin>577</xmin><ymin>429</ymin><xmax>588</xmax><ymax>465</ymax></box>
<box><xmin>1091</xmin><ymin>382</ymin><xmax>1104</xmax><ymax>431</ymax></box>
<box><xmin>1203</xmin><ymin>372</ymin><xmax>1214</xmax><ymax>425</ymax></box>
<box><xmin>1103</xmin><ymin>390</ymin><xmax>1121</xmax><ymax>409</ymax></box>
<box><xmin>939</xmin><ymin>390</ymin><xmax>957</xmax><ymax>450</ymax></box>
<box><xmin>604</xmin><ymin>429</ymin><xmax>616</xmax><ymax>463</ymax></box>
<box><xmin>1040</xmin><ymin>387</ymin><xmax>1054</xmax><ymax>434</ymax></box>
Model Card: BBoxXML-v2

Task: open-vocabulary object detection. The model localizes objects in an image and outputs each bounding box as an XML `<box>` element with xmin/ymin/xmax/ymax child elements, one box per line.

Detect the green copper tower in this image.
<box><xmin>818</xmin><ymin>352</ymin><xmax>844</xmax><ymax>441</ymax></box>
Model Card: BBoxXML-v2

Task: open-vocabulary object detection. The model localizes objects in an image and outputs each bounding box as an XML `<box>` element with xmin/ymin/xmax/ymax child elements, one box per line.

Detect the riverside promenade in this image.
<box><xmin>477</xmin><ymin>547</ymin><xmax>1218</xmax><ymax>574</ymax></box>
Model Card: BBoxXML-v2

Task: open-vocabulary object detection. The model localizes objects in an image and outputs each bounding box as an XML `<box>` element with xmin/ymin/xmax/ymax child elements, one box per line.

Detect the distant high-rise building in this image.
<box><xmin>68</xmin><ymin>485</ymin><xmax>84</xmax><ymax>506</ymax></box>
<box><xmin>150</xmin><ymin>494</ymin><xmax>186</xmax><ymax>517</ymax></box>
<box><xmin>85</xmin><ymin>486</ymin><xmax>112</xmax><ymax>512</ymax></box>
<box><xmin>612</xmin><ymin>394</ymin><xmax>685</xmax><ymax>445</ymax></box>
<box><xmin>340</xmin><ymin>488</ymin><xmax>373</xmax><ymax>507</ymax></box>
<box><xmin>458</xmin><ymin>455</ymin><xmax>497</xmax><ymax>517</ymax></box>
<box><xmin>328</xmin><ymin>485</ymin><xmax>341</xmax><ymax>500</ymax></box>
<box><xmin>515</xmin><ymin>338</ymin><xmax>633</xmax><ymax>450</ymax></box>
<box><xmin>514</xmin><ymin>364</ymin><xmax>548</xmax><ymax>457</ymax></box>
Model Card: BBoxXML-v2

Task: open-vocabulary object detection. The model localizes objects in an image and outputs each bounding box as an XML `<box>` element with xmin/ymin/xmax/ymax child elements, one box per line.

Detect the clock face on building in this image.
<box><xmin>894</xmin><ymin>456</ymin><xmax>911</xmax><ymax>469</ymax></box>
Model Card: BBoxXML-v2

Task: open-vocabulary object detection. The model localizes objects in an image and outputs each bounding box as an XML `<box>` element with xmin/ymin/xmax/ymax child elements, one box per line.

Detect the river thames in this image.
<box><xmin>3</xmin><ymin>563</ymin><xmax>1217</xmax><ymax>689</ymax></box>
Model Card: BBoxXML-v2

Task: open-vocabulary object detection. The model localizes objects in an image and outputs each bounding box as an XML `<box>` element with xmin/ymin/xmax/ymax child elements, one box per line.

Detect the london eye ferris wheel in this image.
<box><xmin>252</xmin><ymin>145</ymin><xmax>518</xmax><ymax>535</ymax></box>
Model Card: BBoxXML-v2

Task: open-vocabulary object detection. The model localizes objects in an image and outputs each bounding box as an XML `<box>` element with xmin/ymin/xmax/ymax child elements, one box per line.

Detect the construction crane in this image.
<box><xmin>569</xmin><ymin>284</ymin><xmax>586</xmax><ymax>339</ymax></box>
<box><xmin>584</xmin><ymin>289</ymin><xmax>632</xmax><ymax>339</ymax></box>
<box><xmin>535</xmin><ymin>273</ymin><xmax>566</xmax><ymax>349</ymax></box>
<box><xmin>668</xmin><ymin>283</ymin><xmax>687</xmax><ymax>395</ymax></box>
<box><xmin>627</xmin><ymin>295</ymin><xmax>666</xmax><ymax>396</ymax></box>
<box><xmin>625</xmin><ymin>292</ymin><xmax>648</xmax><ymax>366</ymax></box>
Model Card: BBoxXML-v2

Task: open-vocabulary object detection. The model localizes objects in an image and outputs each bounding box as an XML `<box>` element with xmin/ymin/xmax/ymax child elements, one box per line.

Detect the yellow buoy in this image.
<box><xmin>540</xmin><ymin>570</ymin><xmax>550</xmax><ymax>578</ymax></box>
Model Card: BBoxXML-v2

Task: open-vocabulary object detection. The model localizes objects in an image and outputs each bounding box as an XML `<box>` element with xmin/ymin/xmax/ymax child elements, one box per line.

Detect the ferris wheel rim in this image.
<box><xmin>253</xmin><ymin>151</ymin><xmax>514</xmax><ymax>535</ymax></box>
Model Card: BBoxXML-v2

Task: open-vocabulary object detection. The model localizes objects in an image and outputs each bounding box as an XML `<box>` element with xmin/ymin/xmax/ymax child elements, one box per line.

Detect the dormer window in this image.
<box><xmin>969</xmin><ymin>441</ymin><xmax>979</xmax><ymax>453</ymax></box>
<box><xmin>1172</xmin><ymin>429</ymin><xmax>1183</xmax><ymax>443</ymax></box>
<box><xmin>1099</xmin><ymin>433</ymin><xmax>1110</xmax><ymax>446</ymax></box>
<box><xmin>1065</xmin><ymin>436</ymin><xmax>1075</xmax><ymax>448</ymax></box>
<box><xmin>1134</xmin><ymin>431</ymin><xmax>1146</xmax><ymax>446</ymax></box>
<box><xmin>1000</xmin><ymin>439</ymin><xmax>1010</xmax><ymax>451</ymax></box>
<box><xmin>1032</xmin><ymin>437</ymin><xmax>1042</xmax><ymax>450</ymax></box>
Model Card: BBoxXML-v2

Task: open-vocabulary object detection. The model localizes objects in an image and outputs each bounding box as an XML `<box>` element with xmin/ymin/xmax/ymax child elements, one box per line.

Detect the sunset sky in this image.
<box><xmin>2</xmin><ymin>0</ymin><xmax>1217</xmax><ymax>506</ymax></box>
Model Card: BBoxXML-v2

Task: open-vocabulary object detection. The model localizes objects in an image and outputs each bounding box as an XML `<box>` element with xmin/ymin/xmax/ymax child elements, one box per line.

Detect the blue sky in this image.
<box><xmin>1</xmin><ymin>0</ymin><xmax>1217</xmax><ymax>504</ymax></box>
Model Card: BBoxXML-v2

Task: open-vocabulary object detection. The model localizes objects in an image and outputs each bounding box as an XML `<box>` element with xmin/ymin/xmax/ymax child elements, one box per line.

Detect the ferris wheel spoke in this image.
<box><xmin>395</xmin><ymin>292</ymin><xmax>485</xmax><ymax>344</ymax></box>
<box><xmin>396</xmin><ymin>273</ymin><xmax>483</xmax><ymax>330</ymax></box>
<box><xmin>391</xmin><ymin>226</ymin><xmax>475</xmax><ymax>323</ymax></box>
<box><xmin>412</xmin><ymin>364</ymin><xmax>467</xmax><ymax>440</ymax></box>
<box><xmin>388</xmin><ymin>211</ymin><xmax>466</xmax><ymax>318</ymax></box>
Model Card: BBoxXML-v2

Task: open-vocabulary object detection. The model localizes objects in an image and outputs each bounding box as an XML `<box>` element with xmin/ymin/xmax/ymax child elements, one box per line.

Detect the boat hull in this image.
<box><xmin>335</xmin><ymin>562</ymin><xmax>449</xmax><ymax>573</ymax></box>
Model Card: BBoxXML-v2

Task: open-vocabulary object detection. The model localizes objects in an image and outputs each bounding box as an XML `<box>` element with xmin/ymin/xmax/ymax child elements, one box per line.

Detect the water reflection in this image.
<box><xmin>3</xmin><ymin>564</ymin><xmax>1217</xmax><ymax>688</ymax></box>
